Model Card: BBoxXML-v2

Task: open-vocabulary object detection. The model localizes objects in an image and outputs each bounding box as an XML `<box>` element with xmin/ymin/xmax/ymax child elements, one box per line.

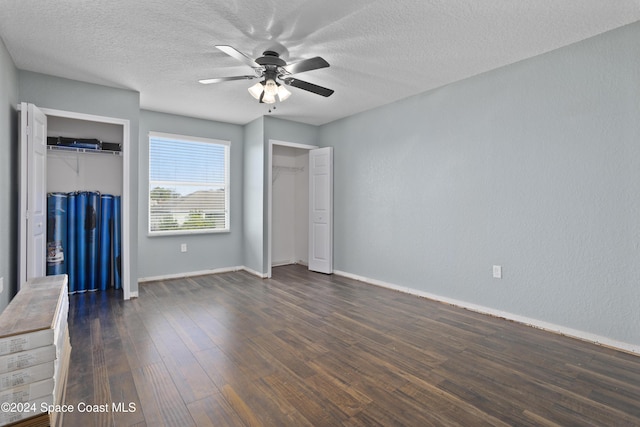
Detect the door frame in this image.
<box><xmin>19</xmin><ymin>105</ymin><xmax>132</xmax><ymax>300</ymax></box>
<box><xmin>267</xmin><ymin>139</ymin><xmax>318</xmax><ymax>278</ymax></box>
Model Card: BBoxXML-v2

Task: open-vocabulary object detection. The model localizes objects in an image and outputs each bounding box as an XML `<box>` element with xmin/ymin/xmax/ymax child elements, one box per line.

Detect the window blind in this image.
<box><xmin>149</xmin><ymin>132</ymin><xmax>229</xmax><ymax>234</ymax></box>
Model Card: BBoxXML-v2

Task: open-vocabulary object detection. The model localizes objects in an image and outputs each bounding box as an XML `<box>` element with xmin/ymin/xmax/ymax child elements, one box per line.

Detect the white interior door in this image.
<box><xmin>308</xmin><ymin>147</ymin><xmax>333</xmax><ymax>274</ymax></box>
<box><xmin>19</xmin><ymin>102</ymin><xmax>47</xmax><ymax>287</ymax></box>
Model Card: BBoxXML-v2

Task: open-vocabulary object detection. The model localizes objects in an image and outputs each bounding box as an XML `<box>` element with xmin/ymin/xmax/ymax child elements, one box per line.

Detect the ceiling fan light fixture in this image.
<box><xmin>262</xmin><ymin>92</ymin><xmax>277</xmax><ymax>104</ymax></box>
<box><xmin>277</xmin><ymin>84</ymin><xmax>291</xmax><ymax>101</ymax></box>
<box><xmin>248</xmin><ymin>78</ymin><xmax>291</xmax><ymax>104</ymax></box>
<box><xmin>264</xmin><ymin>79</ymin><xmax>279</xmax><ymax>97</ymax></box>
<box><xmin>248</xmin><ymin>81</ymin><xmax>264</xmax><ymax>100</ymax></box>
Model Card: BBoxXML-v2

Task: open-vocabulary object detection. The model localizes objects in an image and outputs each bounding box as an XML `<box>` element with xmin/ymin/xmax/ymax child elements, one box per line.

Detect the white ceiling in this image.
<box><xmin>1</xmin><ymin>1</ymin><xmax>639</xmax><ymax>126</ymax></box>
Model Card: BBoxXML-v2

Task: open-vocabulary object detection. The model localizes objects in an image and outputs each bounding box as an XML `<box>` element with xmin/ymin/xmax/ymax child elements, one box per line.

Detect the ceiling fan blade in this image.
<box><xmin>283</xmin><ymin>56</ymin><xmax>330</xmax><ymax>74</ymax></box>
<box><xmin>199</xmin><ymin>75</ymin><xmax>256</xmax><ymax>84</ymax></box>
<box><xmin>283</xmin><ymin>78</ymin><xmax>334</xmax><ymax>97</ymax></box>
<box><xmin>215</xmin><ymin>45</ymin><xmax>259</xmax><ymax>68</ymax></box>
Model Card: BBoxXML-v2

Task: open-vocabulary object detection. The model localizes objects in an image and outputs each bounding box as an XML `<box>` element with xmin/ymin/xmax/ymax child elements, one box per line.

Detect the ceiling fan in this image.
<box><xmin>199</xmin><ymin>45</ymin><xmax>334</xmax><ymax>104</ymax></box>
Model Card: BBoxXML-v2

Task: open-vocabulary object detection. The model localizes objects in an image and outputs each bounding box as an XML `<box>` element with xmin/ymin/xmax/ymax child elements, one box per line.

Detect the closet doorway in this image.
<box><xmin>267</xmin><ymin>140</ymin><xmax>317</xmax><ymax>278</ymax></box>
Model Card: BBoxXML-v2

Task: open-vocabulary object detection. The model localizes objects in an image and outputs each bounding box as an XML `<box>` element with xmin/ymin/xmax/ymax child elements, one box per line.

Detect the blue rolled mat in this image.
<box><xmin>46</xmin><ymin>193</ymin><xmax>67</xmax><ymax>276</ymax></box>
<box><xmin>99</xmin><ymin>194</ymin><xmax>113</xmax><ymax>291</ymax></box>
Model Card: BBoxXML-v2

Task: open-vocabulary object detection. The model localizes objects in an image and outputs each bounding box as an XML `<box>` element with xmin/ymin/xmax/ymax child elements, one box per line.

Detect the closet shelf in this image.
<box><xmin>272</xmin><ymin>165</ymin><xmax>305</xmax><ymax>184</ymax></box>
<box><xmin>47</xmin><ymin>145</ymin><xmax>122</xmax><ymax>156</ymax></box>
<box><xmin>273</xmin><ymin>165</ymin><xmax>304</xmax><ymax>173</ymax></box>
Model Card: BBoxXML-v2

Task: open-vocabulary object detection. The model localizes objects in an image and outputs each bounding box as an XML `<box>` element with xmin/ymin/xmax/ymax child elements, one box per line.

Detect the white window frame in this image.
<box><xmin>148</xmin><ymin>131</ymin><xmax>230</xmax><ymax>236</ymax></box>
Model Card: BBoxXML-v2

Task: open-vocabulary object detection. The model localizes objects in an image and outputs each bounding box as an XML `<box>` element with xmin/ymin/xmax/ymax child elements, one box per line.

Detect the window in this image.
<box><xmin>149</xmin><ymin>132</ymin><xmax>229</xmax><ymax>235</ymax></box>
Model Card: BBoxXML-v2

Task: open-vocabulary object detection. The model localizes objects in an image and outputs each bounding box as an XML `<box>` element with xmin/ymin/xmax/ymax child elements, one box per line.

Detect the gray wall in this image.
<box><xmin>18</xmin><ymin>71</ymin><xmax>141</xmax><ymax>296</ymax></box>
<box><xmin>319</xmin><ymin>22</ymin><xmax>640</xmax><ymax>346</ymax></box>
<box><xmin>243</xmin><ymin>117</ymin><xmax>265</xmax><ymax>274</ymax></box>
<box><xmin>0</xmin><ymin>37</ymin><xmax>18</xmax><ymax>310</ymax></box>
<box><xmin>138</xmin><ymin>110</ymin><xmax>244</xmax><ymax>278</ymax></box>
<box><xmin>264</xmin><ymin>116</ymin><xmax>319</xmax><ymax>146</ymax></box>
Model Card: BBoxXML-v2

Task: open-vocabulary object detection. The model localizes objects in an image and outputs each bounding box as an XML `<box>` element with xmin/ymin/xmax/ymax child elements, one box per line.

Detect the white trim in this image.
<box><xmin>334</xmin><ymin>269</ymin><xmax>640</xmax><ymax>356</ymax></box>
<box><xmin>267</xmin><ymin>140</ymin><xmax>318</xmax><ymax>279</ymax></box>
<box><xmin>18</xmin><ymin>102</ymin><xmax>27</xmax><ymax>289</ymax></box>
<box><xmin>138</xmin><ymin>265</ymin><xmax>269</xmax><ymax>283</ymax></box>
<box><xmin>242</xmin><ymin>266</ymin><xmax>269</xmax><ymax>279</ymax></box>
<box><xmin>148</xmin><ymin>131</ymin><xmax>230</xmax><ymax>146</ymax></box>
<box><xmin>272</xmin><ymin>260</ymin><xmax>296</xmax><ymax>267</ymax></box>
<box><xmin>269</xmin><ymin>139</ymin><xmax>319</xmax><ymax>150</ymax></box>
<box><xmin>39</xmin><ymin>107</ymin><xmax>129</xmax><ymax>127</ymax></box>
<box><xmin>138</xmin><ymin>266</ymin><xmax>246</xmax><ymax>283</ymax></box>
<box><xmin>122</xmin><ymin>119</ymin><xmax>131</xmax><ymax>300</ymax></box>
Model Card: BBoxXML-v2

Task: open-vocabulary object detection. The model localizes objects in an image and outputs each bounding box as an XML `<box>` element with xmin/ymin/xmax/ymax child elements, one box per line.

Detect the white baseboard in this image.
<box><xmin>272</xmin><ymin>260</ymin><xmax>295</xmax><ymax>267</ymax></box>
<box><xmin>334</xmin><ymin>270</ymin><xmax>640</xmax><ymax>356</ymax></box>
<box><xmin>272</xmin><ymin>260</ymin><xmax>309</xmax><ymax>268</ymax></box>
<box><xmin>138</xmin><ymin>265</ymin><xmax>270</xmax><ymax>284</ymax></box>
<box><xmin>241</xmin><ymin>266</ymin><xmax>269</xmax><ymax>278</ymax></box>
<box><xmin>138</xmin><ymin>266</ymin><xmax>246</xmax><ymax>283</ymax></box>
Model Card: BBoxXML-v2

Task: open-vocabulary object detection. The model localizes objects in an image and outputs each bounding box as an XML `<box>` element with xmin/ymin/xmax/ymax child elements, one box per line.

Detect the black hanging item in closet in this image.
<box><xmin>75</xmin><ymin>192</ymin><xmax>88</xmax><ymax>293</ymax></box>
<box><xmin>66</xmin><ymin>192</ymin><xmax>77</xmax><ymax>293</ymax></box>
<box><xmin>86</xmin><ymin>192</ymin><xmax>100</xmax><ymax>292</ymax></box>
<box><xmin>113</xmin><ymin>196</ymin><xmax>122</xmax><ymax>290</ymax></box>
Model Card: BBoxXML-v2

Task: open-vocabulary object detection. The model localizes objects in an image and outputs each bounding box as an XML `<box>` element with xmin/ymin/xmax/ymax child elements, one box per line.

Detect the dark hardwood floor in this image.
<box><xmin>63</xmin><ymin>264</ymin><xmax>640</xmax><ymax>426</ymax></box>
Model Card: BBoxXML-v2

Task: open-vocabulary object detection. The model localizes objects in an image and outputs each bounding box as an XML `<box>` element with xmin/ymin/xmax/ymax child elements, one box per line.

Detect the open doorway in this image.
<box><xmin>267</xmin><ymin>140</ymin><xmax>318</xmax><ymax>278</ymax></box>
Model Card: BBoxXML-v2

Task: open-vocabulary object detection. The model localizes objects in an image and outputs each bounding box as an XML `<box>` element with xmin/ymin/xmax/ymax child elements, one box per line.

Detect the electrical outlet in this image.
<box><xmin>181</xmin><ymin>243</ymin><xmax>187</xmax><ymax>253</ymax></box>
<box><xmin>492</xmin><ymin>265</ymin><xmax>502</xmax><ymax>279</ymax></box>
<box><xmin>0</xmin><ymin>277</ymin><xmax>3</xmax><ymax>294</ymax></box>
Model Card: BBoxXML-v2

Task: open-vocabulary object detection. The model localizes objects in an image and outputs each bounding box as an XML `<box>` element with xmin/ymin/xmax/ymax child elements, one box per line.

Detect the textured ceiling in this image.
<box><xmin>1</xmin><ymin>1</ymin><xmax>639</xmax><ymax>126</ymax></box>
